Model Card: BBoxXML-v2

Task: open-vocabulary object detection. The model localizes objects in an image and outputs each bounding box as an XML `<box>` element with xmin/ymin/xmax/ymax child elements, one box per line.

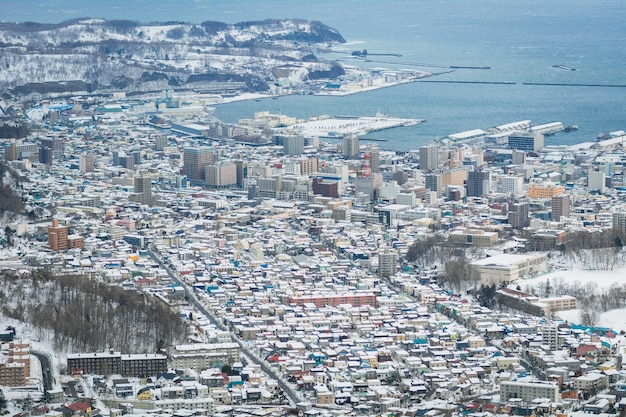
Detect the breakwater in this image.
<box><xmin>523</xmin><ymin>82</ymin><xmax>626</xmax><ymax>88</ymax></box>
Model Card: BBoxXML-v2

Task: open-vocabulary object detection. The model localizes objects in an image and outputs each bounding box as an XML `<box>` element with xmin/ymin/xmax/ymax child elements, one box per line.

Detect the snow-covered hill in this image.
<box><xmin>0</xmin><ymin>18</ymin><xmax>346</xmax><ymax>99</ymax></box>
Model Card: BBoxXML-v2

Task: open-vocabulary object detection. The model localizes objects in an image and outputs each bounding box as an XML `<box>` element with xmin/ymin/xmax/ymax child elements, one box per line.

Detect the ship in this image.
<box><xmin>564</xmin><ymin>124</ymin><xmax>578</xmax><ymax>132</ymax></box>
<box><xmin>552</xmin><ymin>65</ymin><xmax>577</xmax><ymax>71</ymax></box>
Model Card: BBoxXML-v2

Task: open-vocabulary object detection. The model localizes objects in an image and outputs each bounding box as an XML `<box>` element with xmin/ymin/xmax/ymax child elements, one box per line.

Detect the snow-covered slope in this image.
<box><xmin>0</xmin><ymin>18</ymin><xmax>346</xmax><ymax>98</ymax></box>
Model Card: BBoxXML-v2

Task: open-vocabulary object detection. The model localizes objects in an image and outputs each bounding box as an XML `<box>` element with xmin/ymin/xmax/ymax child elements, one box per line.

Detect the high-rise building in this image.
<box><xmin>551</xmin><ymin>194</ymin><xmax>571</xmax><ymax>221</ymax></box>
<box><xmin>119</xmin><ymin>155</ymin><xmax>135</xmax><ymax>170</ymax></box>
<box><xmin>370</xmin><ymin>145</ymin><xmax>380</xmax><ymax>173</ymax></box>
<box><xmin>0</xmin><ymin>342</ymin><xmax>30</xmax><ymax>387</ymax></box>
<box><xmin>379</xmin><ymin>248</ymin><xmax>398</xmax><ymax>277</ymax></box>
<box><xmin>235</xmin><ymin>160</ymin><xmax>247</xmax><ymax>187</ymax></box>
<box><xmin>283</xmin><ymin>135</ymin><xmax>305</xmax><ymax>156</ymax></box>
<box><xmin>508</xmin><ymin>201</ymin><xmax>530</xmax><ymax>229</ymax></box>
<box><xmin>133</xmin><ymin>151</ymin><xmax>142</xmax><ymax>165</ymax></box>
<box><xmin>425</xmin><ymin>173</ymin><xmax>443</xmax><ymax>197</ymax></box>
<box><xmin>79</xmin><ymin>153</ymin><xmax>97</xmax><ymax>173</ymax></box>
<box><xmin>38</xmin><ymin>146</ymin><xmax>53</xmax><ymax>165</ymax></box>
<box><xmin>205</xmin><ymin>162</ymin><xmax>237</xmax><ymax>188</ymax></box>
<box><xmin>111</xmin><ymin>150</ymin><xmax>120</xmax><ymax>166</ymax></box>
<box><xmin>467</xmin><ymin>170</ymin><xmax>492</xmax><ymax>197</ymax></box>
<box><xmin>501</xmin><ymin>175</ymin><xmax>524</xmax><ymax>196</ymax></box>
<box><xmin>542</xmin><ymin>324</ymin><xmax>560</xmax><ymax>350</ymax></box>
<box><xmin>312</xmin><ymin>177</ymin><xmax>339</xmax><ymax>198</ymax></box>
<box><xmin>40</xmin><ymin>137</ymin><xmax>64</xmax><ymax>161</ymax></box>
<box><xmin>343</xmin><ymin>134</ymin><xmax>360</xmax><ymax>159</ymax></box>
<box><xmin>512</xmin><ymin>149</ymin><xmax>526</xmax><ymax>165</ymax></box>
<box><xmin>5</xmin><ymin>139</ymin><xmax>17</xmax><ymax>161</ymax></box>
<box><xmin>419</xmin><ymin>144</ymin><xmax>439</xmax><ymax>171</ymax></box>
<box><xmin>48</xmin><ymin>219</ymin><xmax>69</xmax><ymax>251</ymax></box>
<box><xmin>613</xmin><ymin>211</ymin><xmax>626</xmax><ymax>234</ymax></box>
<box><xmin>134</xmin><ymin>174</ymin><xmax>153</xmax><ymax>206</ymax></box>
<box><xmin>298</xmin><ymin>157</ymin><xmax>318</xmax><ymax>177</ymax></box>
<box><xmin>588</xmin><ymin>170</ymin><xmax>606</xmax><ymax>193</ymax></box>
<box><xmin>183</xmin><ymin>147</ymin><xmax>216</xmax><ymax>181</ymax></box>
<box><xmin>508</xmin><ymin>132</ymin><xmax>544</xmax><ymax>152</ymax></box>
<box><xmin>154</xmin><ymin>136</ymin><xmax>168</xmax><ymax>151</ymax></box>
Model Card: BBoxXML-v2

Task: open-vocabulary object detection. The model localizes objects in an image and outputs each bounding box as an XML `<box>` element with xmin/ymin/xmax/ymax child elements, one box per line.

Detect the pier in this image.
<box><xmin>277</xmin><ymin>115</ymin><xmax>424</xmax><ymax>138</ymax></box>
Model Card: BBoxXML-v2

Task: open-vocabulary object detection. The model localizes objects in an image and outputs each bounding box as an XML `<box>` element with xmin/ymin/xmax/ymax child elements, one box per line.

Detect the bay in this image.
<box><xmin>4</xmin><ymin>0</ymin><xmax>626</xmax><ymax>151</ymax></box>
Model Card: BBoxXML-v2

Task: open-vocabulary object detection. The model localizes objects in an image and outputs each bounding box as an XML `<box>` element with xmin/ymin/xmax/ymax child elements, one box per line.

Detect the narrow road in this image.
<box><xmin>32</xmin><ymin>350</ymin><xmax>53</xmax><ymax>391</ymax></box>
<box><xmin>149</xmin><ymin>250</ymin><xmax>303</xmax><ymax>406</ymax></box>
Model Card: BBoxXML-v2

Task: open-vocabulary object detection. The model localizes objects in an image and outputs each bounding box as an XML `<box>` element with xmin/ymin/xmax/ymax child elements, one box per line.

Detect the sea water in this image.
<box><xmin>4</xmin><ymin>0</ymin><xmax>626</xmax><ymax>151</ymax></box>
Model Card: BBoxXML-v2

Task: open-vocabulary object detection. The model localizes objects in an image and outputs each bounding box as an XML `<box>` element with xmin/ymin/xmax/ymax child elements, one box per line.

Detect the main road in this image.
<box><xmin>148</xmin><ymin>250</ymin><xmax>303</xmax><ymax>406</ymax></box>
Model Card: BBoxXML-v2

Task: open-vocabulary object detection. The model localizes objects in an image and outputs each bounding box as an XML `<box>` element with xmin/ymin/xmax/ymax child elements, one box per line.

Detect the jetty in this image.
<box><xmin>277</xmin><ymin>114</ymin><xmax>424</xmax><ymax>138</ymax></box>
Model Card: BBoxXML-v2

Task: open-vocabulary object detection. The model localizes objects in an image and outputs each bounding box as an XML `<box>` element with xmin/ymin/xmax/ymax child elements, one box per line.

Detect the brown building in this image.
<box><xmin>299</xmin><ymin>157</ymin><xmax>318</xmax><ymax>176</ymax></box>
<box><xmin>552</xmin><ymin>194</ymin><xmax>571</xmax><ymax>221</ymax></box>
<box><xmin>0</xmin><ymin>342</ymin><xmax>30</xmax><ymax>387</ymax></box>
<box><xmin>312</xmin><ymin>177</ymin><xmax>338</xmax><ymax>198</ymax></box>
<box><xmin>48</xmin><ymin>219</ymin><xmax>69</xmax><ymax>251</ymax></box>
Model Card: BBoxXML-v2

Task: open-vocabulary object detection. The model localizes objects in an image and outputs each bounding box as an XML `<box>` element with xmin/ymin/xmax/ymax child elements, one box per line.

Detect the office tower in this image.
<box><xmin>298</xmin><ymin>157</ymin><xmax>318</xmax><ymax>177</ymax></box>
<box><xmin>343</xmin><ymin>134</ymin><xmax>360</xmax><ymax>159</ymax></box>
<box><xmin>508</xmin><ymin>132</ymin><xmax>544</xmax><ymax>152</ymax></box>
<box><xmin>5</xmin><ymin>139</ymin><xmax>17</xmax><ymax>161</ymax></box>
<box><xmin>134</xmin><ymin>174</ymin><xmax>153</xmax><ymax>206</ymax></box>
<box><xmin>312</xmin><ymin>177</ymin><xmax>339</xmax><ymax>198</ymax></box>
<box><xmin>512</xmin><ymin>149</ymin><xmax>526</xmax><ymax>165</ymax></box>
<box><xmin>111</xmin><ymin>150</ymin><xmax>120</xmax><ymax>166</ymax></box>
<box><xmin>235</xmin><ymin>160</ymin><xmax>247</xmax><ymax>188</ymax></box>
<box><xmin>38</xmin><ymin>146</ymin><xmax>53</xmax><ymax>165</ymax></box>
<box><xmin>283</xmin><ymin>135</ymin><xmax>305</xmax><ymax>156</ymax></box>
<box><xmin>154</xmin><ymin>136</ymin><xmax>168</xmax><ymax>151</ymax></box>
<box><xmin>501</xmin><ymin>175</ymin><xmax>524</xmax><ymax>196</ymax></box>
<box><xmin>419</xmin><ymin>144</ymin><xmax>439</xmax><ymax>171</ymax></box>
<box><xmin>48</xmin><ymin>219</ymin><xmax>68</xmax><ymax>251</ymax></box>
<box><xmin>551</xmin><ymin>194</ymin><xmax>571</xmax><ymax>221</ymax></box>
<box><xmin>40</xmin><ymin>137</ymin><xmax>64</xmax><ymax>161</ymax></box>
<box><xmin>133</xmin><ymin>151</ymin><xmax>142</xmax><ymax>165</ymax></box>
<box><xmin>119</xmin><ymin>155</ymin><xmax>135</xmax><ymax>170</ymax></box>
<box><xmin>379</xmin><ymin>248</ymin><xmax>398</xmax><ymax>277</ymax></box>
<box><xmin>370</xmin><ymin>145</ymin><xmax>380</xmax><ymax>173</ymax></box>
<box><xmin>425</xmin><ymin>173</ymin><xmax>443</xmax><ymax>197</ymax></box>
<box><xmin>467</xmin><ymin>170</ymin><xmax>492</xmax><ymax>197</ymax></box>
<box><xmin>79</xmin><ymin>153</ymin><xmax>97</xmax><ymax>173</ymax></box>
<box><xmin>205</xmin><ymin>162</ymin><xmax>237</xmax><ymax>188</ymax></box>
<box><xmin>508</xmin><ymin>201</ymin><xmax>530</xmax><ymax>229</ymax></box>
<box><xmin>613</xmin><ymin>211</ymin><xmax>626</xmax><ymax>234</ymax></box>
<box><xmin>587</xmin><ymin>170</ymin><xmax>606</xmax><ymax>193</ymax></box>
<box><xmin>183</xmin><ymin>147</ymin><xmax>215</xmax><ymax>181</ymax></box>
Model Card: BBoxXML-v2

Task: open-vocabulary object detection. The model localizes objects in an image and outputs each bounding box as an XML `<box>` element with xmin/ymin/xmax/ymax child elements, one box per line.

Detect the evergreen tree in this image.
<box><xmin>0</xmin><ymin>389</ymin><xmax>7</xmax><ymax>412</ymax></box>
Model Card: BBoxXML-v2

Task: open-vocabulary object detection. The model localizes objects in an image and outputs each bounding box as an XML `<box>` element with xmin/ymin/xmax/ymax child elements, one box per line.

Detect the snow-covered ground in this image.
<box><xmin>520</xmin><ymin>264</ymin><xmax>626</xmax><ymax>291</ymax></box>
<box><xmin>511</xmin><ymin>254</ymin><xmax>626</xmax><ymax>332</ymax></box>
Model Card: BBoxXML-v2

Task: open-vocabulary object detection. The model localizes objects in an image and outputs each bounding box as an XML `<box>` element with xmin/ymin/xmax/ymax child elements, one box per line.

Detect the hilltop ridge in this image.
<box><xmin>0</xmin><ymin>18</ymin><xmax>346</xmax><ymax>98</ymax></box>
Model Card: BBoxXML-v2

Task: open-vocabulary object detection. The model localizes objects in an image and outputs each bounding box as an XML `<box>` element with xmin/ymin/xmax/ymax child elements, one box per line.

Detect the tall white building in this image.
<box><xmin>588</xmin><ymin>170</ymin><xmax>606</xmax><ymax>193</ymax></box>
<box><xmin>500</xmin><ymin>175</ymin><xmax>524</xmax><ymax>196</ymax></box>
<box><xmin>342</xmin><ymin>134</ymin><xmax>360</xmax><ymax>159</ymax></box>
<box><xmin>500</xmin><ymin>380</ymin><xmax>559</xmax><ymax>403</ymax></box>
<box><xmin>378</xmin><ymin>248</ymin><xmax>398</xmax><ymax>277</ymax></box>
<box><xmin>419</xmin><ymin>144</ymin><xmax>439</xmax><ymax>171</ymax></box>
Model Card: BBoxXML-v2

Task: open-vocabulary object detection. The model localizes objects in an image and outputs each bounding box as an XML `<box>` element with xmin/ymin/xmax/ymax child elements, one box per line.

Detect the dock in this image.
<box><xmin>279</xmin><ymin>115</ymin><xmax>424</xmax><ymax>138</ymax></box>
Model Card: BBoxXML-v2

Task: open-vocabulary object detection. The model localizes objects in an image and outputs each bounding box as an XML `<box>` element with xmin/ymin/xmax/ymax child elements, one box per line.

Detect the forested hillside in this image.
<box><xmin>0</xmin><ymin>271</ymin><xmax>187</xmax><ymax>354</ymax></box>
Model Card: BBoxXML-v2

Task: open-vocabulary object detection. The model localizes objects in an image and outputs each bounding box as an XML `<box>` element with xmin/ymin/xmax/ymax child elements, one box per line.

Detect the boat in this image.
<box><xmin>564</xmin><ymin>124</ymin><xmax>578</xmax><ymax>132</ymax></box>
<box><xmin>552</xmin><ymin>65</ymin><xmax>577</xmax><ymax>71</ymax></box>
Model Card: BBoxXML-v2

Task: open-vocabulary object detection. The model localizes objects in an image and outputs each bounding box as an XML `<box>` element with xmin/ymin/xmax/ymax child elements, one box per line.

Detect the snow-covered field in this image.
<box><xmin>512</xmin><ymin>255</ymin><xmax>626</xmax><ymax>332</ymax></box>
